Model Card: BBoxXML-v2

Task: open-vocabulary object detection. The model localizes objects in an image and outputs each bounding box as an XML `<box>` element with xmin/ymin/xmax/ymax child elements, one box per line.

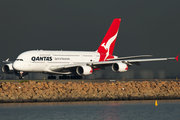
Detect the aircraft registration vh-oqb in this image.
<box><xmin>2</xmin><ymin>18</ymin><xmax>179</xmax><ymax>79</ymax></box>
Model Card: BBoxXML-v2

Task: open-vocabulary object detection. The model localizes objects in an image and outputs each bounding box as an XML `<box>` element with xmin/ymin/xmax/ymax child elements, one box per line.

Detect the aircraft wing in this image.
<box><xmin>49</xmin><ymin>55</ymin><xmax>179</xmax><ymax>72</ymax></box>
<box><xmin>89</xmin><ymin>55</ymin><xmax>179</xmax><ymax>67</ymax></box>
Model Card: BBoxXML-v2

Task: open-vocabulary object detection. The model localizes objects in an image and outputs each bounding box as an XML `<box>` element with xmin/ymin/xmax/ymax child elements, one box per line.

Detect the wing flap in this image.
<box><xmin>106</xmin><ymin>55</ymin><xmax>152</xmax><ymax>61</ymax></box>
<box><xmin>125</xmin><ymin>58</ymin><xmax>168</xmax><ymax>63</ymax></box>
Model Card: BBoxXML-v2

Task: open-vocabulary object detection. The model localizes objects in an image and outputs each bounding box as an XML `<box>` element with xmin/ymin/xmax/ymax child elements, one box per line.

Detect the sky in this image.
<box><xmin>0</xmin><ymin>0</ymin><xmax>179</xmax><ymax>79</ymax></box>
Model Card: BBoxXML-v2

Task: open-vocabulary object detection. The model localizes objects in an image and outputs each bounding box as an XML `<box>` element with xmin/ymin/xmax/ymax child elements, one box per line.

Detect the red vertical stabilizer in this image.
<box><xmin>97</xmin><ymin>18</ymin><xmax>121</xmax><ymax>61</ymax></box>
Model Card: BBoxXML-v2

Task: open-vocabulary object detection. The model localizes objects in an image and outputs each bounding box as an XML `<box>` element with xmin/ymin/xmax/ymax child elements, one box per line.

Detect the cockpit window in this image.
<box><xmin>16</xmin><ymin>59</ymin><xmax>23</xmax><ymax>61</ymax></box>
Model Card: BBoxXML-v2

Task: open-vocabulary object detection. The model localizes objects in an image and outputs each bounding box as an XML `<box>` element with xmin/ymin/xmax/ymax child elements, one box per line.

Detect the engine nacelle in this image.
<box><xmin>2</xmin><ymin>63</ymin><xmax>14</xmax><ymax>74</ymax></box>
<box><xmin>112</xmin><ymin>63</ymin><xmax>128</xmax><ymax>72</ymax></box>
<box><xmin>76</xmin><ymin>66</ymin><xmax>93</xmax><ymax>75</ymax></box>
<box><xmin>2</xmin><ymin>63</ymin><xmax>29</xmax><ymax>78</ymax></box>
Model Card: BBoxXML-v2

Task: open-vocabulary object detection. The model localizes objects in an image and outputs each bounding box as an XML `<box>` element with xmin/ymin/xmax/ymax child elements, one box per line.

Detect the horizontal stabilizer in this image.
<box><xmin>2</xmin><ymin>58</ymin><xmax>13</xmax><ymax>63</ymax></box>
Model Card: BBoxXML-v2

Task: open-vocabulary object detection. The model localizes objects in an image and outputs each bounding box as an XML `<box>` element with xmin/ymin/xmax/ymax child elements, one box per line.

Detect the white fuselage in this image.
<box><xmin>12</xmin><ymin>50</ymin><xmax>117</xmax><ymax>74</ymax></box>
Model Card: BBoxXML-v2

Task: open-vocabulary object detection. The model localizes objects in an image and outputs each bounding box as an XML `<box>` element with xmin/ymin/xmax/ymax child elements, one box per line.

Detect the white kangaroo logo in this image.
<box><xmin>101</xmin><ymin>31</ymin><xmax>118</xmax><ymax>60</ymax></box>
<box><xmin>101</xmin><ymin>43</ymin><xmax>107</xmax><ymax>50</ymax></box>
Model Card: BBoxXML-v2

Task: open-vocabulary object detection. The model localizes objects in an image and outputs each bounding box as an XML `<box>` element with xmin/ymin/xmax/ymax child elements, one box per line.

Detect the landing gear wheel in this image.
<box><xmin>62</xmin><ymin>75</ymin><xmax>66</xmax><ymax>79</ymax></box>
<box><xmin>19</xmin><ymin>76</ymin><xmax>24</xmax><ymax>79</ymax></box>
<box><xmin>71</xmin><ymin>75</ymin><xmax>82</xmax><ymax>79</ymax></box>
<box><xmin>48</xmin><ymin>75</ymin><xmax>56</xmax><ymax>79</ymax></box>
<box><xmin>59</xmin><ymin>75</ymin><xmax>71</xmax><ymax>79</ymax></box>
<box><xmin>59</xmin><ymin>76</ymin><xmax>62</xmax><ymax>79</ymax></box>
<box><xmin>58</xmin><ymin>75</ymin><xmax>82</xmax><ymax>79</ymax></box>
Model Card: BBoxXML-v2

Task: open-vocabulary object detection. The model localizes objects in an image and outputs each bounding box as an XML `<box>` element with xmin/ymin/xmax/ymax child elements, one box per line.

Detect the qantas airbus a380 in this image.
<box><xmin>2</xmin><ymin>18</ymin><xmax>179</xmax><ymax>79</ymax></box>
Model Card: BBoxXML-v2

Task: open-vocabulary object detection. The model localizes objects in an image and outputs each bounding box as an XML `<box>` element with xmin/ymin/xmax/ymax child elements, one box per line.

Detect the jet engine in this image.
<box><xmin>112</xmin><ymin>62</ymin><xmax>128</xmax><ymax>72</ymax></box>
<box><xmin>2</xmin><ymin>63</ymin><xmax>14</xmax><ymax>74</ymax></box>
<box><xmin>2</xmin><ymin>63</ymin><xmax>28</xmax><ymax>79</ymax></box>
<box><xmin>76</xmin><ymin>66</ymin><xmax>93</xmax><ymax>75</ymax></box>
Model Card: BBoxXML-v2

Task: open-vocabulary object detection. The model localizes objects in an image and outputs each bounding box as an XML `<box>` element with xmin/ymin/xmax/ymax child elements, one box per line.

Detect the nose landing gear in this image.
<box><xmin>19</xmin><ymin>71</ymin><xmax>24</xmax><ymax>79</ymax></box>
<box><xmin>14</xmin><ymin>71</ymin><xmax>28</xmax><ymax>80</ymax></box>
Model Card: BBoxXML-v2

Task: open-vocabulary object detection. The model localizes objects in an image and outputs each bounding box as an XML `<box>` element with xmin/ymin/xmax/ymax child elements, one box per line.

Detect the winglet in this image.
<box><xmin>175</xmin><ymin>55</ymin><xmax>179</xmax><ymax>62</ymax></box>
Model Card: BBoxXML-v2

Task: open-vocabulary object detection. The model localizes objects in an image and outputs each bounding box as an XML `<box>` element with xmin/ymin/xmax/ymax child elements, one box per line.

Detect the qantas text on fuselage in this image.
<box><xmin>2</xmin><ymin>18</ymin><xmax>179</xmax><ymax>79</ymax></box>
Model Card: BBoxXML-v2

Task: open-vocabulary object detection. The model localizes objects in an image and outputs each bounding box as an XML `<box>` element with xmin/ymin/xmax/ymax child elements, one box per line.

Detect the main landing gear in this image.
<box><xmin>59</xmin><ymin>75</ymin><xmax>82</xmax><ymax>79</ymax></box>
<box><xmin>48</xmin><ymin>75</ymin><xmax>56</xmax><ymax>79</ymax></box>
<box><xmin>47</xmin><ymin>75</ymin><xmax>82</xmax><ymax>79</ymax></box>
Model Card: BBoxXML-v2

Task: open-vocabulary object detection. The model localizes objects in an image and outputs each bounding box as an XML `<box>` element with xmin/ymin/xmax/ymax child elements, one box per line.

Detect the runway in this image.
<box><xmin>0</xmin><ymin>79</ymin><xmax>179</xmax><ymax>83</ymax></box>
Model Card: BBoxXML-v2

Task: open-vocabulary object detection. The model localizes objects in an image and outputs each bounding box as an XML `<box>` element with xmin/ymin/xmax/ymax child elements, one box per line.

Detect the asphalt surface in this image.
<box><xmin>0</xmin><ymin>79</ymin><xmax>179</xmax><ymax>83</ymax></box>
